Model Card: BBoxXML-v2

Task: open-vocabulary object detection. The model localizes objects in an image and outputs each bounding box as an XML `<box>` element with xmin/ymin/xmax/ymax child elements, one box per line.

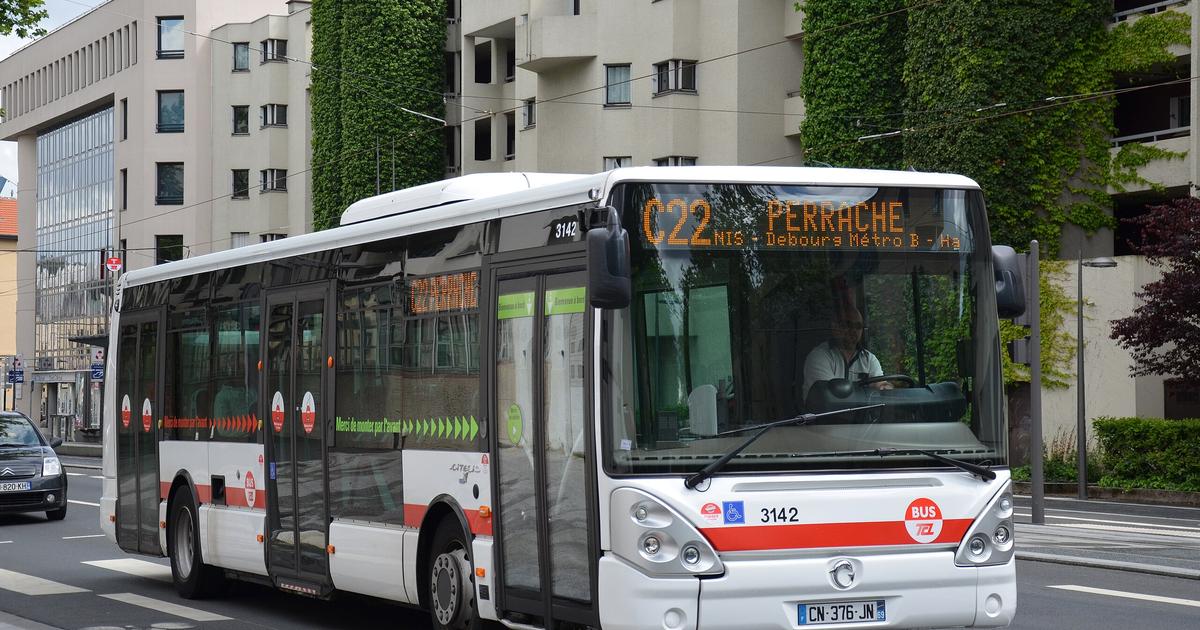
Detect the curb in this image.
<box><xmin>1017</xmin><ymin>551</ymin><xmax>1200</xmax><ymax>580</ymax></box>
<box><xmin>1013</xmin><ymin>481</ymin><xmax>1200</xmax><ymax>508</ymax></box>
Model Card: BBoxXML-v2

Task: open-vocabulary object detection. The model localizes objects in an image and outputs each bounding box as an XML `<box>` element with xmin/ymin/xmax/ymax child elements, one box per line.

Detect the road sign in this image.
<box><xmin>105</xmin><ymin>257</ymin><xmax>122</xmax><ymax>272</ymax></box>
<box><xmin>90</xmin><ymin>362</ymin><xmax>105</xmax><ymax>380</ymax></box>
<box><xmin>7</xmin><ymin>370</ymin><xmax>23</xmax><ymax>384</ymax></box>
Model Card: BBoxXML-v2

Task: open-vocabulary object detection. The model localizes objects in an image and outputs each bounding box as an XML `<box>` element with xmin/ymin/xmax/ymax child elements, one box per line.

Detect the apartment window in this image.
<box><xmin>232</xmin><ymin>105</ymin><xmax>249</xmax><ymax>135</ymax></box>
<box><xmin>119</xmin><ymin>239</ymin><xmax>127</xmax><ymax>264</ymax></box>
<box><xmin>653</xmin><ymin>59</ymin><xmax>697</xmax><ymax>94</ymax></box>
<box><xmin>474</xmin><ymin>118</ymin><xmax>491</xmax><ymax>161</ymax></box>
<box><xmin>261</xmin><ymin>39</ymin><xmax>287</xmax><ymax>63</ymax></box>
<box><xmin>156</xmin><ymin>162</ymin><xmax>184</xmax><ymax>204</ymax></box>
<box><xmin>232</xmin><ymin>42</ymin><xmax>249</xmax><ymax>71</ymax></box>
<box><xmin>573</xmin><ymin>0</ymin><xmax>581</xmax><ymax>16</ymax></box>
<box><xmin>155</xmin><ymin>235</ymin><xmax>184</xmax><ymax>264</ymax></box>
<box><xmin>522</xmin><ymin>98</ymin><xmax>536</xmax><ymax>128</ymax></box>
<box><xmin>653</xmin><ymin>156</ymin><xmax>697</xmax><ymax>167</ymax></box>
<box><xmin>474</xmin><ymin>41</ymin><xmax>491</xmax><ymax>84</ymax></box>
<box><xmin>505</xmin><ymin>45</ymin><xmax>515</xmax><ymax>83</ymax></box>
<box><xmin>261</xmin><ymin>233</ymin><xmax>286</xmax><ymax>242</ymax></box>
<box><xmin>156</xmin><ymin>90</ymin><xmax>184</xmax><ymax>132</ymax></box>
<box><xmin>156</xmin><ymin>17</ymin><xmax>184</xmax><ymax>59</ymax></box>
<box><xmin>604</xmin><ymin>156</ymin><xmax>631</xmax><ymax>170</ymax></box>
<box><xmin>260</xmin><ymin>103</ymin><xmax>288</xmax><ymax>127</ymax></box>
<box><xmin>260</xmin><ymin>168</ymin><xmax>287</xmax><ymax>192</ymax></box>
<box><xmin>120</xmin><ymin>168</ymin><xmax>128</xmax><ymax>210</ymax></box>
<box><xmin>505</xmin><ymin>112</ymin><xmax>515</xmax><ymax>160</ymax></box>
<box><xmin>120</xmin><ymin>98</ymin><xmax>128</xmax><ymax>140</ymax></box>
<box><xmin>231</xmin><ymin>232</ymin><xmax>252</xmax><ymax>248</ymax></box>
<box><xmin>232</xmin><ymin>169</ymin><xmax>250</xmax><ymax>199</ymax></box>
<box><xmin>1169</xmin><ymin>95</ymin><xmax>1191</xmax><ymax>129</ymax></box>
<box><xmin>605</xmin><ymin>64</ymin><xmax>631</xmax><ymax>105</ymax></box>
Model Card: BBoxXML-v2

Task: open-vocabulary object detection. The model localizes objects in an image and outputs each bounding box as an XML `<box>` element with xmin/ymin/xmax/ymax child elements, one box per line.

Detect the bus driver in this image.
<box><xmin>802</xmin><ymin>304</ymin><xmax>892</xmax><ymax>402</ymax></box>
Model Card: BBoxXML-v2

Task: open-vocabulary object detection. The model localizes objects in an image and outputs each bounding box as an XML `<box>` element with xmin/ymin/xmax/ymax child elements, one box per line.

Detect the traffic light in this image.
<box><xmin>1006</xmin><ymin>247</ymin><xmax>1039</xmax><ymax>367</ymax></box>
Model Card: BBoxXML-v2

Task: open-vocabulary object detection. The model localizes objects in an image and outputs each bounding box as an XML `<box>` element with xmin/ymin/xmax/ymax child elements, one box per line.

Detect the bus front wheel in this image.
<box><xmin>168</xmin><ymin>485</ymin><xmax>225</xmax><ymax>599</ymax></box>
<box><xmin>428</xmin><ymin>518</ymin><xmax>480</xmax><ymax>630</ymax></box>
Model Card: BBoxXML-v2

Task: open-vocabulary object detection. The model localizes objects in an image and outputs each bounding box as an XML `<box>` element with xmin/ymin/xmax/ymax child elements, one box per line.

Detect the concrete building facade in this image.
<box><xmin>452</xmin><ymin>0</ymin><xmax>805</xmax><ymax>176</ymax></box>
<box><xmin>1</xmin><ymin>197</ymin><xmax>16</xmax><ymax>411</ymax></box>
<box><xmin>0</xmin><ymin>0</ymin><xmax>312</xmax><ymax>435</ymax></box>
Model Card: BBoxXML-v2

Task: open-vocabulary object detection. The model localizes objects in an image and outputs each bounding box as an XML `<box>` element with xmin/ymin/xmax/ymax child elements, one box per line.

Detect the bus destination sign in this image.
<box><xmin>409</xmin><ymin>271</ymin><xmax>479</xmax><ymax>315</ymax></box>
<box><xmin>639</xmin><ymin>196</ymin><xmax>965</xmax><ymax>252</ymax></box>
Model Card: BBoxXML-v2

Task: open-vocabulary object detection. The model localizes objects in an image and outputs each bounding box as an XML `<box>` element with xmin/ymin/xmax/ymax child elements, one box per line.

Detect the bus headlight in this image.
<box><xmin>610</xmin><ymin>488</ymin><xmax>723</xmax><ymax>577</ymax></box>
<box><xmin>955</xmin><ymin>479</ymin><xmax>1015</xmax><ymax>567</ymax></box>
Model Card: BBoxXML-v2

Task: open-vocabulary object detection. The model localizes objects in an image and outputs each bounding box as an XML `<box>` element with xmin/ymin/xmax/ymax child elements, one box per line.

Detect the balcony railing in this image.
<box><xmin>1114</xmin><ymin>0</ymin><xmax>1189</xmax><ymax>22</ymax></box>
<box><xmin>1111</xmin><ymin>125</ymin><xmax>1190</xmax><ymax>146</ymax></box>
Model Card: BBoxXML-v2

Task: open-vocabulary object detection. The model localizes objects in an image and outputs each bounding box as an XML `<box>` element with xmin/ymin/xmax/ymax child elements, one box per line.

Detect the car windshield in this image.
<box><xmin>603</xmin><ymin>182</ymin><xmax>1005</xmax><ymax>475</ymax></box>
<box><xmin>0</xmin><ymin>415</ymin><xmax>44</xmax><ymax>447</ymax></box>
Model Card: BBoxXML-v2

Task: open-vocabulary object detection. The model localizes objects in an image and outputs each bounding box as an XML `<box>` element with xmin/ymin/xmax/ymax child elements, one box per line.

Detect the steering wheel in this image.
<box><xmin>858</xmin><ymin>374</ymin><xmax>916</xmax><ymax>387</ymax></box>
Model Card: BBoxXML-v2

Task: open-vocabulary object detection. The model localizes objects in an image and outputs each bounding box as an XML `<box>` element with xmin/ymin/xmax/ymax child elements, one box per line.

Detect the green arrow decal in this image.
<box><xmin>469</xmin><ymin>416</ymin><xmax>478</xmax><ymax>441</ymax></box>
<box><xmin>454</xmin><ymin>416</ymin><xmax>463</xmax><ymax>440</ymax></box>
<box><xmin>439</xmin><ymin>418</ymin><xmax>447</xmax><ymax>439</ymax></box>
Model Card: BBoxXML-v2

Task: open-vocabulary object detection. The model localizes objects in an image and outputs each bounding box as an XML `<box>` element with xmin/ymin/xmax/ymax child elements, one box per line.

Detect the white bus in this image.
<box><xmin>102</xmin><ymin>166</ymin><xmax>1023</xmax><ymax>629</ymax></box>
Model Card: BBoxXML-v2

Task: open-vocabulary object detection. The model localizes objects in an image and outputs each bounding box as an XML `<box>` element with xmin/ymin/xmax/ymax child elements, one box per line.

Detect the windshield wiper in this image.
<box><xmin>683</xmin><ymin>404</ymin><xmax>884</xmax><ymax>490</ymax></box>
<box><xmin>790</xmin><ymin>447</ymin><xmax>995</xmax><ymax>482</ymax></box>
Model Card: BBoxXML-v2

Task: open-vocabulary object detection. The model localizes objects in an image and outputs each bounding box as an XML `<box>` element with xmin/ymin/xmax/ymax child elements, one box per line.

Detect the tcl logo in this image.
<box><xmin>904</xmin><ymin>498</ymin><xmax>943</xmax><ymax>544</ymax></box>
<box><xmin>910</xmin><ymin>504</ymin><xmax>940</xmax><ymax>519</ymax></box>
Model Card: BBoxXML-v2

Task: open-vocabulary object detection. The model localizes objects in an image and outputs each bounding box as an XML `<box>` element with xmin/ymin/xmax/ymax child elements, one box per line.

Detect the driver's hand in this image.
<box><xmin>869</xmin><ymin>381</ymin><xmax>894</xmax><ymax>390</ymax></box>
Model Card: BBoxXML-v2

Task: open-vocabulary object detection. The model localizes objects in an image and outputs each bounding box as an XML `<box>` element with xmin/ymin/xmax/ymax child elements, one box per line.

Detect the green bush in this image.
<box><xmin>1011</xmin><ymin>428</ymin><xmax>1103</xmax><ymax>484</ymax></box>
<box><xmin>1093</xmin><ymin>417</ymin><xmax>1200</xmax><ymax>492</ymax></box>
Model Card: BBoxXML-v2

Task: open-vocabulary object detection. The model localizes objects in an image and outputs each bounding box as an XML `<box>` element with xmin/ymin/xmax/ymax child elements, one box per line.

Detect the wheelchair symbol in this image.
<box><xmin>723</xmin><ymin>501</ymin><xmax>745</xmax><ymax>525</ymax></box>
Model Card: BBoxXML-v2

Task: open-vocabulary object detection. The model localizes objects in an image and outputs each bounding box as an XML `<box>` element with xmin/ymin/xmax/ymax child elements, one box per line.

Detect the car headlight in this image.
<box><xmin>42</xmin><ymin>457</ymin><xmax>61</xmax><ymax>477</ymax></box>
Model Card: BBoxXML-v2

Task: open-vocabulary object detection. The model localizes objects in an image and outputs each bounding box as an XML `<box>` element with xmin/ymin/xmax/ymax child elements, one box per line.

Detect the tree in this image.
<box><xmin>310</xmin><ymin>0</ymin><xmax>446</xmax><ymax>230</ymax></box>
<box><xmin>1110</xmin><ymin>197</ymin><xmax>1200</xmax><ymax>384</ymax></box>
<box><xmin>0</xmin><ymin>0</ymin><xmax>47</xmax><ymax>38</ymax></box>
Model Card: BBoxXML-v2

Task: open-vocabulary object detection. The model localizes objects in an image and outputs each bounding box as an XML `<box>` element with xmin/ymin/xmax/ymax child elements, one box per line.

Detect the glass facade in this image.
<box><xmin>35</xmin><ymin>106</ymin><xmax>114</xmax><ymax>373</ymax></box>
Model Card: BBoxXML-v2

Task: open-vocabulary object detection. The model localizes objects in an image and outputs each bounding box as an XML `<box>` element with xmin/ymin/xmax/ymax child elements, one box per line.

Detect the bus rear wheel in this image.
<box><xmin>168</xmin><ymin>485</ymin><xmax>225</xmax><ymax>599</ymax></box>
<box><xmin>428</xmin><ymin>518</ymin><xmax>480</xmax><ymax>630</ymax></box>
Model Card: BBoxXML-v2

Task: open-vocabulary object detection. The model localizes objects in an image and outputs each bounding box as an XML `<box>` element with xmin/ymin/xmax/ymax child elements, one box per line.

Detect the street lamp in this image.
<box><xmin>1077</xmin><ymin>252</ymin><xmax>1117</xmax><ymax>500</ymax></box>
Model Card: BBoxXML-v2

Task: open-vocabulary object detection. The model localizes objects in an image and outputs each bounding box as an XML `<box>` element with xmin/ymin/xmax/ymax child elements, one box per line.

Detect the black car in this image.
<box><xmin>0</xmin><ymin>412</ymin><xmax>68</xmax><ymax>520</ymax></box>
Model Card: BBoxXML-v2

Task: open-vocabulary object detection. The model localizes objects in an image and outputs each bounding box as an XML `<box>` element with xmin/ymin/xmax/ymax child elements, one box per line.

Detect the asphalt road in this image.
<box><xmin>0</xmin><ymin>465</ymin><xmax>1197</xmax><ymax>629</ymax></box>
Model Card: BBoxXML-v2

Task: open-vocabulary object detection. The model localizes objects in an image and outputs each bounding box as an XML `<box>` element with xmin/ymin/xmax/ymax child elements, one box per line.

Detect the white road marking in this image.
<box><xmin>68</xmin><ymin>499</ymin><xmax>99</xmax><ymax>507</ymax></box>
<box><xmin>62</xmin><ymin>534</ymin><xmax>106</xmax><ymax>540</ymax></box>
<box><xmin>66</xmin><ymin>472</ymin><xmax>85</xmax><ymax>477</ymax></box>
<box><xmin>1015</xmin><ymin>511</ymin><xmax>1200</xmax><ymax>534</ymax></box>
<box><xmin>90</xmin><ymin>475</ymin><xmax>104</xmax><ymax>479</ymax></box>
<box><xmin>1049</xmin><ymin>585</ymin><xmax>1200</xmax><ymax>609</ymax></box>
<box><xmin>0</xmin><ymin>568</ymin><xmax>89</xmax><ymax>595</ymax></box>
<box><xmin>1019</xmin><ymin>505</ymin><xmax>1200</xmax><ymax>524</ymax></box>
<box><xmin>0</xmin><ymin>541</ymin><xmax>12</xmax><ymax>544</ymax></box>
<box><xmin>1059</xmin><ymin>522</ymin><xmax>1200</xmax><ymax>539</ymax></box>
<box><xmin>100</xmin><ymin>593</ymin><xmax>231</xmax><ymax>621</ymax></box>
<box><xmin>83</xmin><ymin>559</ymin><xmax>172</xmax><ymax>582</ymax></box>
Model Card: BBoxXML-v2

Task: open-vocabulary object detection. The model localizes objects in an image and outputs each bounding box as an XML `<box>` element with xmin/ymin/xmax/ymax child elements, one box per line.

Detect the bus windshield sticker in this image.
<box><xmin>904</xmin><ymin>498</ymin><xmax>943</xmax><ymax>544</ymax></box>
<box><xmin>545</xmin><ymin>287</ymin><xmax>586</xmax><ymax>315</ymax></box>
<box><xmin>271</xmin><ymin>392</ymin><xmax>285</xmax><ymax>432</ymax></box>
<box><xmin>638</xmin><ymin>190</ymin><xmax>970</xmax><ymax>252</ymax></box>
<box><xmin>497</xmin><ymin>291</ymin><xmax>535</xmax><ymax>320</ymax></box>
<box><xmin>121</xmin><ymin>395</ymin><xmax>131</xmax><ymax>428</ymax></box>
<box><xmin>506</xmin><ymin>404</ymin><xmax>524</xmax><ymax>446</ymax></box>
<box><xmin>301</xmin><ymin>392</ymin><xmax>316</xmax><ymax>434</ymax></box>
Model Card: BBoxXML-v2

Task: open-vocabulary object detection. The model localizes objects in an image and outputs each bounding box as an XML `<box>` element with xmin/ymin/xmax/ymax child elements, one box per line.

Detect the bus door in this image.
<box><xmin>264</xmin><ymin>285</ymin><xmax>332</xmax><ymax>593</ymax></box>
<box><xmin>114</xmin><ymin>309</ymin><xmax>163</xmax><ymax>556</ymax></box>
<box><xmin>490</xmin><ymin>261</ymin><xmax>598</xmax><ymax>628</ymax></box>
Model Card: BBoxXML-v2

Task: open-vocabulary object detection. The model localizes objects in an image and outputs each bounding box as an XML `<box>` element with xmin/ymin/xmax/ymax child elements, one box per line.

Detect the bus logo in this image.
<box><xmin>141</xmin><ymin>398</ymin><xmax>152</xmax><ymax>433</ymax></box>
<box><xmin>904</xmin><ymin>498</ymin><xmax>943</xmax><ymax>544</ymax></box>
<box><xmin>700</xmin><ymin>502</ymin><xmax>722</xmax><ymax>522</ymax></box>
<box><xmin>301</xmin><ymin>392</ymin><xmax>316</xmax><ymax>434</ymax></box>
<box><xmin>121</xmin><ymin>395</ymin><xmax>131</xmax><ymax>428</ymax></box>
<box><xmin>271</xmin><ymin>392</ymin><xmax>285</xmax><ymax>433</ymax></box>
<box><xmin>244</xmin><ymin>470</ymin><xmax>256</xmax><ymax>508</ymax></box>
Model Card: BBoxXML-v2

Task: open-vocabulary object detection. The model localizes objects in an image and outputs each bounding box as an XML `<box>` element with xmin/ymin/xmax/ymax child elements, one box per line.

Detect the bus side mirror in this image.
<box><xmin>992</xmin><ymin>245</ymin><xmax>1026</xmax><ymax>319</ymax></box>
<box><xmin>587</xmin><ymin>209</ymin><xmax>631</xmax><ymax>309</ymax></box>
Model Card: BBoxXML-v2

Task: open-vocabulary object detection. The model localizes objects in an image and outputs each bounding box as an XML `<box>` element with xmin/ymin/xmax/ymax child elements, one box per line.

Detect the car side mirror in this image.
<box><xmin>50</xmin><ymin>437</ymin><xmax>63</xmax><ymax>448</ymax></box>
<box><xmin>587</xmin><ymin>207</ymin><xmax>632</xmax><ymax>309</ymax></box>
<box><xmin>992</xmin><ymin>245</ymin><xmax>1026</xmax><ymax>319</ymax></box>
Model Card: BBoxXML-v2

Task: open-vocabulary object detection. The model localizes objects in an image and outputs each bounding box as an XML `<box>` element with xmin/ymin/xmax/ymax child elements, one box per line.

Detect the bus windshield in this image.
<box><xmin>604</xmin><ymin>181</ymin><xmax>1006</xmax><ymax>475</ymax></box>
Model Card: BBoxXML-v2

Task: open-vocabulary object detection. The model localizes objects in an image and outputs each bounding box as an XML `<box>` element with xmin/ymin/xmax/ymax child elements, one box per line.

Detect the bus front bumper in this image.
<box><xmin>599</xmin><ymin>551</ymin><xmax>1015</xmax><ymax>629</ymax></box>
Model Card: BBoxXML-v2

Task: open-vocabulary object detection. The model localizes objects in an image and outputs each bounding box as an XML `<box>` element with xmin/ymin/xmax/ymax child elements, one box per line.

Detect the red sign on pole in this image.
<box><xmin>105</xmin><ymin>257</ymin><xmax>122</xmax><ymax>272</ymax></box>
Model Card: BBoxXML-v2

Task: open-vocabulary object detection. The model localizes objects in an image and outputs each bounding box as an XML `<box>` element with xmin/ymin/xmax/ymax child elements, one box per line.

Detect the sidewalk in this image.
<box><xmin>1014</xmin><ymin>495</ymin><xmax>1200</xmax><ymax>580</ymax></box>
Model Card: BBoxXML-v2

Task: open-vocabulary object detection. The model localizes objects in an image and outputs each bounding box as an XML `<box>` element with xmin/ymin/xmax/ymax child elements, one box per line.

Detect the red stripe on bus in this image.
<box><xmin>158</xmin><ymin>481</ymin><xmax>258</xmax><ymax>508</ymax></box>
<box><xmin>404</xmin><ymin>503</ymin><xmax>492</xmax><ymax>536</ymax></box>
<box><xmin>699</xmin><ymin>518</ymin><xmax>974</xmax><ymax>551</ymax></box>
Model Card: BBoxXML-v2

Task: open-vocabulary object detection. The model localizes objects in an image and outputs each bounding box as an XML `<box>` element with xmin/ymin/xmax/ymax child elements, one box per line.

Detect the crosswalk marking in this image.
<box><xmin>1015</xmin><ymin>511</ymin><xmax>1200</xmax><ymax>533</ymax></box>
<box><xmin>82</xmin><ymin>559</ymin><xmax>172</xmax><ymax>582</ymax></box>
<box><xmin>1049</xmin><ymin>585</ymin><xmax>1200</xmax><ymax>609</ymax></box>
<box><xmin>0</xmin><ymin>568</ymin><xmax>89</xmax><ymax>596</ymax></box>
<box><xmin>100</xmin><ymin>593</ymin><xmax>231</xmax><ymax>621</ymax></box>
<box><xmin>1059</xmin><ymin>522</ymin><xmax>1200</xmax><ymax>539</ymax></box>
